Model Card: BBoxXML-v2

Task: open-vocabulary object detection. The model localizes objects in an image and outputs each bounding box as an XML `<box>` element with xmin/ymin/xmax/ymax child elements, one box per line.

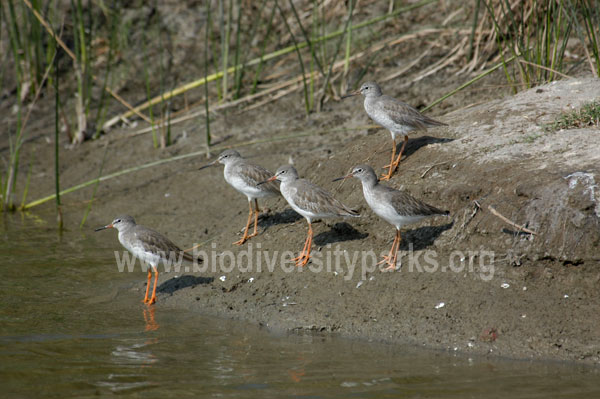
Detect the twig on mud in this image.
<box><xmin>474</xmin><ymin>201</ymin><xmax>537</xmax><ymax>235</ymax></box>
<box><xmin>420</xmin><ymin>160</ymin><xmax>451</xmax><ymax>178</ymax></box>
<box><xmin>407</xmin><ymin>37</ymin><xmax>466</xmax><ymax>86</ymax></box>
<box><xmin>464</xmin><ymin>201</ymin><xmax>480</xmax><ymax>227</ymax></box>
<box><xmin>382</xmin><ymin>45</ymin><xmax>433</xmax><ymax>83</ymax></box>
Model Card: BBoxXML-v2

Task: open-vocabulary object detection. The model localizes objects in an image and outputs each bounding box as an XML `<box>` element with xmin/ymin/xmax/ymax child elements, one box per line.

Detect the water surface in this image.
<box><xmin>1</xmin><ymin>215</ymin><xmax>598</xmax><ymax>398</ymax></box>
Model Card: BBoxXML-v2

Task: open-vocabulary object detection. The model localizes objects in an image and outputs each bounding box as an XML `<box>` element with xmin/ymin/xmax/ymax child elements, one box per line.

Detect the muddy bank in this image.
<box><xmin>11</xmin><ymin>76</ymin><xmax>600</xmax><ymax>365</ymax></box>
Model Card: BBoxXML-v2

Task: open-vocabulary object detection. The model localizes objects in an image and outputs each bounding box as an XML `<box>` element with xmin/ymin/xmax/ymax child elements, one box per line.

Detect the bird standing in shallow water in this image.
<box><xmin>200</xmin><ymin>149</ymin><xmax>280</xmax><ymax>245</ymax></box>
<box><xmin>95</xmin><ymin>215</ymin><xmax>201</xmax><ymax>304</ymax></box>
<box><xmin>334</xmin><ymin>165</ymin><xmax>448</xmax><ymax>271</ymax></box>
<box><xmin>342</xmin><ymin>81</ymin><xmax>447</xmax><ymax>180</ymax></box>
<box><xmin>260</xmin><ymin>165</ymin><xmax>359</xmax><ymax>267</ymax></box>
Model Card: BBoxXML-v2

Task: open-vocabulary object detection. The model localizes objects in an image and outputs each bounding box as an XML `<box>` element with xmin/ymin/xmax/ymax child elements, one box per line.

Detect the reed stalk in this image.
<box><xmin>276</xmin><ymin>0</ymin><xmax>310</xmax><ymax>115</ymax></box>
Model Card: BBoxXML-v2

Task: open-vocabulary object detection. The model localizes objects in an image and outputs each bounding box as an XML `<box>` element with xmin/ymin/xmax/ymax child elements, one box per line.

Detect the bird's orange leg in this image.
<box><xmin>233</xmin><ymin>201</ymin><xmax>254</xmax><ymax>245</ymax></box>
<box><xmin>292</xmin><ymin>222</ymin><xmax>313</xmax><ymax>267</ymax></box>
<box><xmin>378</xmin><ymin>230</ymin><xmax>402</xmax><ymax>271</ymax></box>
<box><xmin>382</xmin><ymin>135</ymin><xmax>408</xmax><ymax>180</ymax></box>
<box><xmin>248</xmin><ymin>199</ymin><xmax>260</xmax><ymax>239</ymax></box>
<box><xmin>292</xmin><ymin>231</ymin><xmax>311</xmax><ymax>262</ymax></box>
<box><xmin>143</xmin><ymin>269</ymin><xmax>152</xmax><ymax>303</ymax></box>
<box><xmin>147</xmin><ymin>267</ymin><xmax>159</xmax><ymax>305</ymax></box>
<box><xmin>385</xmin><ymin>230</ymin><xmax>402</xmax><ymax>271</ymax></box>
<box><xmin>377</xmin><ymin>230</ymin><xmax>398</xmax><ymax>267</ymax></box>
<box><xmin>392</xmin><ymin>135</ymin><xmax>409</xmax><ymax>170</ymax></box>
<box><xmin>380</xmin><ymin>138</ymin><xmax>397</xmax><ymax>181</ymax></box>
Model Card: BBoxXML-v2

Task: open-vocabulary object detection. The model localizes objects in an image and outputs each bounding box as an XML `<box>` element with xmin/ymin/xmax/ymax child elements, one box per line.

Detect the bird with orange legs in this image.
<box><xmin>342</xmin><ymin>81</ymin><xmax>447</xmax><ymax>180</ymax></box>
<box><xmin>334</xmin><ymin>165</ymin><xmax>448</xmax><ymax>270</ymax></box>
<box><xmin>200</xmin><ymin>149</ymin><xmax>280</xmax><ymax>245</ymax></box>
<box><xmin>260</xmin><ymin>165</ymin><xmax>359</xmax><ymax>267</ymax></box>
<box><xmin>95</xmin><ymin>215</ymin><xmax>202</xmax><ymax>304</ymax></box>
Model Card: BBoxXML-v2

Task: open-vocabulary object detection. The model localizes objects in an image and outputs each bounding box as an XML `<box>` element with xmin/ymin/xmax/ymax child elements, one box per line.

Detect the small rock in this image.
<box><xmin>219</xmin><ymin>275</ymin><xmax>226</xmax><ymax>282</ymax></box>
<box><xmin>501</xmin><ymin>283</ymin><xmax>510</xmax><ymax>289</ymax></box>
<box><xmin>435</xmin><ymin>302</ymin><xmax>445</xmax><ymax>309</ymax></box>
<box><xmin>480</xmin><ymin>328</ymin><xmax>498</xmax><ymax>342</ymax></box>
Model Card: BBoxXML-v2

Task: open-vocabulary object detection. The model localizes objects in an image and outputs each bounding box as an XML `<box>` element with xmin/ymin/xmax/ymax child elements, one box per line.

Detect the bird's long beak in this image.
<box><xmin>198</xmin><ymin>159</ymin><xmax>219</xmax><ymax>170</ymax></box>
<box><xmin>94</xmin><ymin>224</ymin><xmax>113</xmax><ymax>232</ymax></box>
<box><xmin>341</xmin><ymin>89</ymin><xmax>360</xmax><ymax>99</ymax></box>
<box><xmin>332</xmin><ymin>173</ymin><xmax>353</xmax><ymax>182</ymax></box>
<box><xmin>257</xmin><ymin>175</ymin><xmax>278</xmax><ymax>186</ymax></box>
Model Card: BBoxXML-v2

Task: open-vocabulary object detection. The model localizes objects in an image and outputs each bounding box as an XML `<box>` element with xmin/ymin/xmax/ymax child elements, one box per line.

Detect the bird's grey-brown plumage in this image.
<box><xmin>368</xmin><ymin>92</ymin><xmax>447</xmax><ymax>135</ymax></box>
<box><xmin>103</xmin><ymin>215</ymin><xmax>200</xmax><ymax>263</ymax></box>
<box><xmin>95</xmin><ymin>214</ymin><xmax>201</xmax><ymax>304</ymax></box>
<box><xmin>337</xmin><ymin>165</ymin><xmax>447</xmax><ymax>228</ymax></box>
<box><xmin>334</xmin><ymin>165</ymin><xmax>448</xmax><ymax>270</ymax></box>
<box><xmin>344</xmin><ymin>81</ymin><xmax>447</xmax><ymax>180</ymax></box>
<box><xmin>200</xmin><ymin>149</ymin><xmax>280</xmax><ymax>245</ymax></box>
<box><xmin>286</xmin><ymin>178</ymin><xmax>359</xmax><ymax>218</ymax></box>
<box><xmin>265</xmin><ymin>165</ymin><xmax>359</xmax><ymax>267</ymax></box>
<box><xmin>131</xmin><ymin>223</ymin><xmax>196</xmax><ymax>263</ymax></box>
<box><xmin>225</xmin><ymin>156</ymin><xmax>280</xmax><ymax>197</ymax></box>
<box><xmin>379</xmin><ymin>185</ymin><xmax>448</xmax><ymax>217</ymax></box>
<box><xmin>274</xmin><ymin>165</ymin><xmax>358</xmax><ymax>220</ymax></box>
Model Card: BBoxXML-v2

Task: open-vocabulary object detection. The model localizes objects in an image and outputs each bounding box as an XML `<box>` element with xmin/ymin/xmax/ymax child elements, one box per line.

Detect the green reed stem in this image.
<box><xmin>288</xmin><ymin>0</ymin><xmax>325</xmax><ymax>77</ymax></box>
<box><xmin>205</xmin><ymin>1</ymin><xmax>212</xmax><ymax>156</ymax></box>
<box><xmin>422</xmin><ymin>53</ymin><xmax>518</xmax><ymax>112</ymax></box>
<box><xmin>277</xmin><ymin>0</ymin><xmax>310</xmax><ymax>114</ymax></box>
<box><xmin>319</xmin><ymin>0</ymin><xmax>355</xmax><ymax>110</ymax></box>
<box><xmin>54</xmin><ymin>52</ymin><xmax>62</xmax><ymax>229</ymax></box>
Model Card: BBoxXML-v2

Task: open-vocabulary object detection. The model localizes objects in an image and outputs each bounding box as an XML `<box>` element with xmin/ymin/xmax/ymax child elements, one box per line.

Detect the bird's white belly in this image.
<box><xmin>225</xmin><ymin>172</ymin><xmax>269</xmax><ymax>200</ymax></box>
<box><xmin>364</xmin><ymin>189</ymin><xmax>424</xmax><ymax>229</ymax></box>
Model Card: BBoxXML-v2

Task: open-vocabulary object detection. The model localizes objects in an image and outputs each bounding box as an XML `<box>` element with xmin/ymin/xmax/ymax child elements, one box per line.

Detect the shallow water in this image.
<box><xmin>1</xmin><ymin>214</ymin><xmax>599</xmax><ymax>398</ymax></box>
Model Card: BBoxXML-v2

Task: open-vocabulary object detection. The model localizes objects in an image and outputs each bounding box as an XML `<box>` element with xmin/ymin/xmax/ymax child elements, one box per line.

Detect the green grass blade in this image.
<box><xmin>422</xmin><ymin>53</ymin><xmax>518</xmax><ymax>112</ymax></box>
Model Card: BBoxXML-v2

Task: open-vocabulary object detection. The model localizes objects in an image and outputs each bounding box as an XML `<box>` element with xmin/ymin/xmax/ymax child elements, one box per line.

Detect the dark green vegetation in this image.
<box><xmin>546</xmin><ymin>99</ymin><xmax>600</xmax><ymax>131</ymax></box>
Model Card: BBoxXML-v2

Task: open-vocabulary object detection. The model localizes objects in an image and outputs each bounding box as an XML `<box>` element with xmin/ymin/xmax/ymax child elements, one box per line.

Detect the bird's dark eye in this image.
<box><xmin>115</xmin><ymin>219</ymin><xmax>121</xmax><ymax>223</ymax></box>
<box><xmin>357</xmin><ymin>168</ymin><xmax>363</xmax><ymax>173</ymax></box>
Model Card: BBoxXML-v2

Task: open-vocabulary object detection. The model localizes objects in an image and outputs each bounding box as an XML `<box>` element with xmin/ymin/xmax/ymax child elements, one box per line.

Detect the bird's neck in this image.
<box><xmin>361</xmin><ymin>177</ymin><xmax>378</xmax><ymax>191</ymax></box>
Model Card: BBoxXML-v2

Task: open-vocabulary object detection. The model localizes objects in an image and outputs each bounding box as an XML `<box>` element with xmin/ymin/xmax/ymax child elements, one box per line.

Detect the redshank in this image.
<box><xmin>342</xmin><ymin>81</ymin><xmax>447</xmax><ymax>180</ymax></box>
<box><xmin>95</xmin><ymin>215</ymin><xmax>201</xmax><ymax>304</ymax></box>
<box><xmin>333</xmin><ymin>165</ymin><xmax>448</xmax><ymax>271</ymax></box>
<box><xmin>200</xmin><ymin>149</ymin><xmax>280</xmax><ymax>245</ymax></box>
<box><xmin>259</xmin><ymin>165</ymin><xmax>359</xmax><ymax>267</ymax></box>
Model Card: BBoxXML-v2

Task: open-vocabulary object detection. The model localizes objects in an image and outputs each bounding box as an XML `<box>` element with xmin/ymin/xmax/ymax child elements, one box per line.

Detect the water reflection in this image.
<box><xmin>143</xmin><ymin>306</ymin><xmax>159</xmax><ymax>332</ymax></box>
